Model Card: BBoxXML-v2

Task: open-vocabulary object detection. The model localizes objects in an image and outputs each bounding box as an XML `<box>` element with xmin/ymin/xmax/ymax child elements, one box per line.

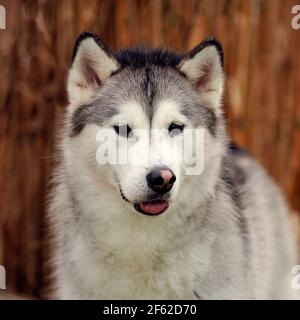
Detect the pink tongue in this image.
<box><xmin>140</xmin><ymin>201</ymin><xmax>168</xmax><ymax>214</ymax></box>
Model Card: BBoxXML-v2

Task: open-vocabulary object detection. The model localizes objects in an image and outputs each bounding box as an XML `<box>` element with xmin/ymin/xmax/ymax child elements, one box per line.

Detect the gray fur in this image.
<box><xmin>70</xmin><ymin>101</ymin><xmax>117</xmax><ymax>137</ymax></box>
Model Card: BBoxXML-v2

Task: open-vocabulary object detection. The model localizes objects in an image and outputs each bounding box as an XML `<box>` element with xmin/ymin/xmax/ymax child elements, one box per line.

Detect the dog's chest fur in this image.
<box><xmin>59</xmin><ymin>212</ymin><xmax>211</xmax><ymax>299</ymax></box>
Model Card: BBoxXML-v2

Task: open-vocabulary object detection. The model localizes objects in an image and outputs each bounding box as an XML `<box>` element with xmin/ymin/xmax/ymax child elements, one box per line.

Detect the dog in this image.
<box><xmin>49</xmin><ymin>31</ymin><xmax>299</xmax><ymax>299</ymax></box>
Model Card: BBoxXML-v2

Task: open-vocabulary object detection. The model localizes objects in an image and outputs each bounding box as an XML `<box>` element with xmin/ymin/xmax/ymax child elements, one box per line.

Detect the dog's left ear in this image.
<box><xmin>178</xmin><ymin>38</ymin><xmax>224</xmax><ymax>107</ymax></box>
<box><xmin>68</xmin><ymin>32</ymin><xmax>120</xmax><ymax>104</ymax></box>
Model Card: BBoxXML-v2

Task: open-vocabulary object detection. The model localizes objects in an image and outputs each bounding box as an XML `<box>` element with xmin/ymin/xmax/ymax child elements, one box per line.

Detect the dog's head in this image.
<box><xmin>66</xmin><ymin>32</ymin><xmax>225</xmax><ymax>217</ymax></box>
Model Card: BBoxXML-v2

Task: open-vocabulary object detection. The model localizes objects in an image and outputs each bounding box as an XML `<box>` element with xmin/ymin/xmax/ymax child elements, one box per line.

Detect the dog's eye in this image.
<box><xmin>168</xmin><ymin>123</ymin><xmax>184</xmax><ymax>136</ymax></box>
<box><xmin>114</xmin><ymin>124</ymin><xmax>132</xmax><ymax>137</ymax></box>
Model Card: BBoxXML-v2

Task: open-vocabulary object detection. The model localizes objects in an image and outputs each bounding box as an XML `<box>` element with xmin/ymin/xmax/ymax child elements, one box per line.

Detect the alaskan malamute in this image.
<box><xmin>49</xmin><ymin>32</ymin><xmax>299</xmax><ymax>299</ymax></box>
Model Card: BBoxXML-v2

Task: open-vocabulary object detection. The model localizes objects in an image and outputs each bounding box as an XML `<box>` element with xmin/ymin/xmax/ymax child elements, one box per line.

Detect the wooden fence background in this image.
<box><xmin>0</xmin><ymin>0</ymin><xmax>299</xmax><ymax>298</ymax></box>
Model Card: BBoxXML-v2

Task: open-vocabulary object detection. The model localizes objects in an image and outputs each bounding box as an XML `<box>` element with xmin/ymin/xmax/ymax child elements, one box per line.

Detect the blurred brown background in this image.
<box><xmin>0</xmin><ymin>0</ymin><xmax>299</xmax><ymax>299</ymax></box>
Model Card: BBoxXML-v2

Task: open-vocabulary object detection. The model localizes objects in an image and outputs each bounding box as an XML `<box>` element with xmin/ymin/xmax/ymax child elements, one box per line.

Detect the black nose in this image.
<box><xmin>146</xmin><ymin>167</ymin><xmax>176</xmax><ymax>194</ymax></box>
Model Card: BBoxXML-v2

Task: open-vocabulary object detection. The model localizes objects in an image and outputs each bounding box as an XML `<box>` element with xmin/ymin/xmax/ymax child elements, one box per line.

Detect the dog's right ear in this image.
<box><xmin>178</xmin><ymin>38</ymin><xmax>224</xmax><ymax>108</ymax></box>
<box><xmin>68</xmin><ymin>32</ymin><xmax>119</xmax><ymax>104</ymax></box>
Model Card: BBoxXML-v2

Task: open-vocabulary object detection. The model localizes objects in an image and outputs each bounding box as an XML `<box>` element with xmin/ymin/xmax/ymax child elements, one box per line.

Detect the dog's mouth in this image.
<box><xmin>134</xmin><ymin>200</ymin><xmax>169</xmax><ymax>216</ymax></box>
<box><xmin>117</xmin><ymin>181</ymin><xmax>169</xmax><ymax>216</ymax></box>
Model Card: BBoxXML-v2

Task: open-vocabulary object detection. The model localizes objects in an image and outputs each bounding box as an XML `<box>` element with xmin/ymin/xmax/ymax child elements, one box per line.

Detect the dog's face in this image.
<box><xmin>67</xmin><ymin>33</ymin><xmax>224</xmax><ymax>217</ymax></box>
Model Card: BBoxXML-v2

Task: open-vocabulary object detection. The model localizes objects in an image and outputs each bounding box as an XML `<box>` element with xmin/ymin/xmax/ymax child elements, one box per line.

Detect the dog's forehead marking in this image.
<box><xmin>145</xmin><ymin>67</ymin><xmax>152</xmax><ymax>99</ymax></box>
<box><xmin>147</xmin><ymin>81</ymin><xmax>151</xmax><ymax>99</ymax></box>
<box><xmin>143</xmin><ymin>67</ymin><xmax>155</xmax><ymax>118</ymax></box>
<box><xmin>140</xmin><ymin>66</ymin><xmax>184</xmax><ymax>121</ymax></box>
